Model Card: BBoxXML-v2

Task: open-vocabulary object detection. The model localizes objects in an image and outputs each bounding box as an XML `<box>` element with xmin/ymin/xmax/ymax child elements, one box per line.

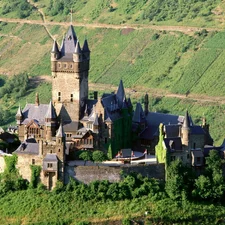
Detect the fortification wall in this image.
<box><xmin>65</xmin><ymin>164</ymin><xmax>165</xmax><ymax>184</ymax></box>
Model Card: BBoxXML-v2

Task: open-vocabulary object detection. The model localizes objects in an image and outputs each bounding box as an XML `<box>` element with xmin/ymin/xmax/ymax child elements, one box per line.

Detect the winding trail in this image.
<box><xmin>31</xmin><ymin>76</ymin><xmax>225</xmax><ymax>105</ymax></box>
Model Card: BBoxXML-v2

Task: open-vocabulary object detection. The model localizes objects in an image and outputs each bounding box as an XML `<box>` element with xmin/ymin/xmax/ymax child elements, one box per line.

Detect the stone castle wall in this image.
<box><xmin>65</xmin><ymin>164</ymin><xmax>165</xmax><ymax>184</ymax></box>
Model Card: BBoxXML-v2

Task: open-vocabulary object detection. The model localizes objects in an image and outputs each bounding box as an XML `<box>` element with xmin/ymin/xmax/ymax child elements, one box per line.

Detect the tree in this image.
<box><xmin>79</xmin><ymin>151</ymin><xmax>92</xmax><ymax>165</ymax></box>
<box><xmin>92</xmin><ymin>150</ymin><xmax>108</xmax><ymax>166</ymax></box>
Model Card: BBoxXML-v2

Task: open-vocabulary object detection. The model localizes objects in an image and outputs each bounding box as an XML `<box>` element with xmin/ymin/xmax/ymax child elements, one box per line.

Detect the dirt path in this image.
<box><xmin>0</xmin><ymin>17</ymin><xmax>221</xmax><ymax>35</ymax></box>
<box><xmin>32</xmin><ymin>76</ymin><xmax>225</xmax><ymax>105</ymax></box>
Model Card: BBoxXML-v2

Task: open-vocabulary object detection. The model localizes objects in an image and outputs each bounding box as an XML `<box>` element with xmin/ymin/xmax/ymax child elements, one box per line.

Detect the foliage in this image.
<box><xmin>79</xmin><ymin>151</ymin><xmax>93</xmax><ymax>165</ymax></box>
<box><xmin>92</xmin><ymin>150</ymin><xmax>108</xmax><ymax>164</ymax></box>
<box><xmin>29</xmin><ymin>165</ymin><xmax>41</xmax><ymax>189</ymax></box>
<box><xmin>192</xmin><ymin>150</ymin><xmax>225</xmax><ymax>201</ymax></box>
<box><xmin>1</xmin><ymin>0</ymin><xmax>35</xmax><ymax>19</ymax></box>
<box><xmin>4</xmin><ymin>154</ymin><xmax>18</xmax><ymax>174</ymax></box>
<box><xmin>155</xmin><ymin>123</ymin><xmax>166</xmax><ymax>163</ymax></box>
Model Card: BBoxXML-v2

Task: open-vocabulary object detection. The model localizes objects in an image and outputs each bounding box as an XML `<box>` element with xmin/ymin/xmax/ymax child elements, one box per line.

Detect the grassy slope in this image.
<box><xmin>0</xmin><ymin>190</ymin><xmax>225</xmax><ymax>225</ymax></box>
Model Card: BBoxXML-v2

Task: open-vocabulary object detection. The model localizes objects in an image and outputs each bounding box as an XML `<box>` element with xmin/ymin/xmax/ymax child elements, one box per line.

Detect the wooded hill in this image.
<box><xmin>0</xmin><ymin>1</ymin><xmax>225</xmax><ymax>144</ymax></box>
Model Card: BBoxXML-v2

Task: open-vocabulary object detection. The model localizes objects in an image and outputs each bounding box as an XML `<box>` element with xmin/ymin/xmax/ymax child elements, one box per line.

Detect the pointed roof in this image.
<box><xmin>183</xmin><ymin>110</ymin><xmax>191</xmax><ymax>128</ymax></box>
<box><xmin>56</xmin><ymin>123</ymin><xmax>65</xmax><ymax>138</ymax></box>
<box><xmin>60</xmin><ymin>25</ymin><xmax>77</xmax><ymax>56</ymax></box>
<box><xmin>127</xmin><ymin>97</ymin><xmax>132</xmax><ymax>107</ymax></box>
<box><xmin>83</xmin><ymin>39</ymin><xmax>90</xmax><ymax>52</ymax></box>
<box><xmin>45</xmin><ymin>101</ymin><xmax>57</xmax><ymax>119</ymax></box>
<box><xmin>116</xmin><ymin>80</ymin><xmax>125</xmax><ymax>106</ymax></box>
<box><xmin>74</xmin><ymin>40</ymin><xmax>82</xmax><ymax>54</ymax></box>
<box><xmin>51</xmin><ymin>40</ymin><xmax>59</xmax><ymax>53</ymax></box>
<box><xmin>132</xmin><ymin>103</ymin><xmax>144</xmax><ymax>123</ymax></box>
<box><xmin>16</xmin><ymin>104</ymin><xmax>22</xmax><ymax>117</ymax></box>
<box><xmin>93</xmin><ymin>113</ymin><xmax>99</xmax><ymax>126</ymax></box>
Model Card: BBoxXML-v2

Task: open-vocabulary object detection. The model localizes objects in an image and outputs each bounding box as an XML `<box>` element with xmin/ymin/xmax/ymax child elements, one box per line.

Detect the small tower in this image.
<box><xmin>56</xmin><ymin>123</ymin><xmax>66</xmax><ymax>161</ymax></box>
<box><xmin>116</xmin><ymin>80</ymin><xmax>125</xmax><ymax>108</ymax></box>
<box><xmin>73</xmin><ymin>40</ymin><xmax>83</xmax><ymax>63</ymax></box>
<box><xmin>144</xmin><ymin>93</ymin><xmax>149</xmax><ymax>115</ymax></box>
<box><xmin>45</xmin><ymin>101</ymin><xmax>57</xmax><ymax>141</ymax></box>
<box><xmin>51</xmin><ymin>39</ymin><xmax>60</xmax><ymax>61</ymax></box>
<box><xmin>16</xmin><ymin>104</ymin><xmax>23</xmax><ymax>125</ymax></box>
<box><xmin>82</xmin><ymin>39</ymin><xmax>90</xmax><ymax>60</ymax></box>
<box><xmin>35</xmin><ymin>93</ymin><xmax>39</xmax><ymax>107</ymax></box>
<box><xmin>181</xmin><ymin>110</ymin><xmax>191</xmax><ymax>146</ymax></box>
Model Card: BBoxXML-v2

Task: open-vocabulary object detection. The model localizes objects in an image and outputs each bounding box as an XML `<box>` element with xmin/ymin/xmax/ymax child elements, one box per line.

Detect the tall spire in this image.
<box><xmin>83</xmin><ymin>39</ymin><xmax>90</xmax><ymax>52</ymax></box>
<box><xmin>116</xmin><ymin>80</ymin><xmax>125</xmax><ymax>107</ymax></box>
<box><xmin>183</xmin><ymin>110</ymin><xmax>191</xmax><ymax>128</ymax></box>
<box><xmin>144</xmin><ymin>93</ymin><xmax>149</xmax><ymax>115</ymax></box>
<box><xmin>16</xmin><ymin>104</ymin><xmax>22</xmax><ymax>117</ymax></box>
<box><xmin>74</xmin><ymin>40</ymin><xmax>82</xmax><ymax>54</ymax></box>
<box><xmin>35</xmin><ymin>93</ymin><xmax>39</xmax><ymax>106</ymax></box>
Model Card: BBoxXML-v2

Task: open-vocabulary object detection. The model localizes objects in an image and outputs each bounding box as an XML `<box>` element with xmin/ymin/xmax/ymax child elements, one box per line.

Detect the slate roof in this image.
<box><xmin>191</xmin><ymin>150</ymin><xmax>204</xmax><ymax>157</ymax></box>
<box><xmin>164</xmin><ymin>137</ymin><xmax>182</xmax><ymax>152</ymax></box>
<box><xmin>190</xmin><ymin>126</ymin><xmax>206</xmax><ymax>135</ymax></box>
<box><xmin>22</xmin><ymin>103</ymin><xmax>49</xmax><ymax>125</ymax></box>
<box><xmin>72</xmin><ymin>127</ymin><xmax>89</xmax><ymax>139</ymax></box>
<box><xmin>132</xmin><ymin>103</ymin><xmax>145</xmax><ymax>123</ymax></box>
<box><xmin>116</xmin><ymin>80</ymin><xmax>125</xmax><ymax>107</ymax></box>
<box><xmin>83</xmin><ymin>39</ymin><xmax>90</xmax><ymax>52</ymax></box>
<box><xmin>45</xmin><ymin>101</ymin><xmax>57</xmax><ymax>119</ymax></box>
<box><xmin>139</xmin><ymin>111</ymin><xmax>184</xmax><ymax>139</ymax></box>
<box><xmin>164</xmin><ymin>124</ymin><xmax>180</xmax><ymax>138</ymax></box>
<box><xmin>56</xmin><ymin>123</ymin><xmax>65</xmax><ymax>138</ymax></box>
<box><xmin>60</xmin><ymin>25</ymin><xmax>77</xmax><ymax>58</ymax></box>
<box><xmin>52</xmin><ymin>40</ymin><xmax>59</xmax><ymax>53</ymax></box>
<box><xmin>16</xmin><ymin>105</ymin><xmax>22</xmax><ymax>117</ymax></box>
<box><xmin>43</xmin><ymin>153</ymin><xmax>58</xmax><ymax>162</ymax></box>
<box><xmin>14</xmin><ymin>141</ymin><xmax>39</xmax><ymax>155</ymax></box>
<box><xmin>63</xmin><ymin>121</ymin><xmax>79</xmax><ymax>132</ymax></box>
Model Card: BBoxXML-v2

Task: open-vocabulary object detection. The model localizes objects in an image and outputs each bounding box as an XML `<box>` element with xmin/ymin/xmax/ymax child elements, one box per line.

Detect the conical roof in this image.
<box><xmin>51</xmin><ymin>40</ymin><xmax>59</xmax><ymax>53</ymax></box>
<box><xmin>93</xmin><ymin>113</ymin><xmax>99</xmax><ymax>126</ymax></box>
<box><xmin>116</xmin><ymin>80</ymin><xmax>125</xmax><ymax>107</ymax></box>
<box><xmin>83</xmin><ymin>39</ymin><xmax>90</xmax><ymax>52</ymax></box>
<box><xmin>16</xmin><ymin>104</ymin><xmax>22</xmax><ymax>117</ymax></box>
<box><xmin>183</xmin><ymin>110</ymin><xmax>191</xmax><ymax>128</ymax></box>
<box><xmin>45</xmin><ymin>101</ymin><xmax>57</xmax><ymax>119</ymax></box>
<box><xmin>56</xmin><ymin>123</ymin><xmax>65</xmax><ymax>138</ymax></box>
<box><xmin>132</xmin><ymin>103</ymin><xmax>144</xmax><ymax>123</ymax></box>
<box><xmin>74</xmin><ymin>40</ymin><xmax>82</xmax><ymax>54</ymax></box>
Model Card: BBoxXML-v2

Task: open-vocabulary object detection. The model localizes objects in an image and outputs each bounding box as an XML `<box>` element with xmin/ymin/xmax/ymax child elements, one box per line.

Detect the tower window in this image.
<box><xmin>32</xmin><ymin>159</ymin><xmax>35</xmax><ymax>165</ymax></box>
<box><xmin>58</xmin><ymin>63</ymin><xmax>61</xmax><ymax>68</ymax></box>
<box><xmin>71</xmin><ymin>94</ymin><xmax>73</xmax><ymax>102</ymax></box>
<box><xmin>47</xmin><ymin>163</ymin><xmax>53</xmax><ymax>168</ymax></box>
<box><xmin>58</xmin><ymin>149</ymin><xmax>60</xmax><ymax>152</ymax></box>
<box><xmin>70</xmin><ymin>64</ymin><xmax>73</xmax><ymax>69</ymax></box>
<box><xmin>64</xmin><ymin>63</ymin><xmax>67</xmax><ymax>68</ymax></box>
<box><xmin>58</xmin><ymin>92</ymin><xmax>61</xmax><ymax>102</ymax></box>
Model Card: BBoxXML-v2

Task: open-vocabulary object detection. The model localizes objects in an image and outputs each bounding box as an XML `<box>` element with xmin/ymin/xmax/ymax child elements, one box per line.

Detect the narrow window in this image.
<box><xmin>104</xmin><ymin>124</ymin><xmax>107</xmax><ymax>129</ymax></box>
<box><xmin>71</xmin><ymin>94</ymin><xmax>73</xmax><ymax>102</ymax></box>
<box><xmin>58</xmin><ymin>63</ymin><xmax>61</xmax><ymax>68</ymax></box>
<box><xmin>58</xmin><ymin>92</ymin><xmax>61</xmax><ymax>102</ymax></box>
<box><xmin>32</xmin><ymin>159</ymin><xmax>35</xmax><ymax>165</ymax></box>
<box><xmin>70</xmin><ymin>64</ymin><xmax>73</xmax><ymax>69</ymax></box>
<box><xmin>47</xmin><ymin>163</ymin><xmax>53</xmax><ymax>168</ymax></box>
<box><xmin>58</xmin><ymin>149</ymin><xmax>60</xmax><ymax>153</ymax></box>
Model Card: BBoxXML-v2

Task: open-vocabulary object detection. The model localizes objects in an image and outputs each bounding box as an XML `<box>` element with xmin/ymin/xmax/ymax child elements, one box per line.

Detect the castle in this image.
<box><xmin>14</xmin><ymin>25</ymin><xmax>132</xmax><ymax>189</ymax></box>
<box><xmin>11</xmin><ymin>25</ymin><xmax>217</xmax><ymax>190</ymax></box>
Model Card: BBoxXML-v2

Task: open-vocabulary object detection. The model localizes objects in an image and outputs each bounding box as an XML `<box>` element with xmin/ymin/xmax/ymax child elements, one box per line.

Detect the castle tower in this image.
<box><xmin>51</xmin><ymin>25</ymin><xmax>90</xmax><ymax>123</ymax></box>
<box><xmin>45</xmin><ymin>101</ymin><xmax>57</xmax><ymax>141</ymax></box>
<box><xmin>144</xmin><ymin>93</ymin><xmax>149</xmax><ymax>115</ymax></box>
<box><xmin>181</xmin><ymin>110</ymin><xmax>191</xmax><ymax>146</ymax></box>
<box><xmin>16</xmin><ymin>104</ymin><xmax>23</xmax><ymax>125</ymax></box>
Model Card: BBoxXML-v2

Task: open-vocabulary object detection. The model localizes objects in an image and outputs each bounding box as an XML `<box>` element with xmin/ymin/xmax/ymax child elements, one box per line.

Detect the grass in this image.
<box><xmin>0</xmin><ymin>190</ymin><xmax>225</xmax><ymax>224</ymax></box>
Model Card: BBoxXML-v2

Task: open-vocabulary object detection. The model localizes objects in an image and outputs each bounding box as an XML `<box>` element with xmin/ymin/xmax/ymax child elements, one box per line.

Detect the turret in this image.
<box><xmin>181</xmin><ymin>110</ymin><xmax>191</xmax><ymax>146</ymax></box>
<box><xmin>16</xmin><ymin>104</ymin><xmax>23</xmax><ymax>125</ymax></box>
<box><xmin>144</xmin><ymin>93</ymin><xmax>149</xmax><ymax>115</ymax></box>
<box><xmin>73</xmin><ymin>40</ymin><xmax>83</xmax><ymax>62</ymax></box>
<box><xmin>45</xmin><ymin>101</ymin><xmax>57</xmax><ymax>141</ymax></box>
<box><xmin>51</xmin><ymin>40</ymin><xmax>60</xmax><ymax>61</ymax></box>
<box><xmin>56</xmin><ymin>123</ymin><xmax>65</xmax><ymax>145</ymax></box>
<box><xmin>116</xmin><ymin>80</ymin><xmax>125</xmax><ymax>108</ymax></box>
<box><xmin>82</xmin><ymin>39</ymin><xmax>90</xmax><ymax>60</ymax></box>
